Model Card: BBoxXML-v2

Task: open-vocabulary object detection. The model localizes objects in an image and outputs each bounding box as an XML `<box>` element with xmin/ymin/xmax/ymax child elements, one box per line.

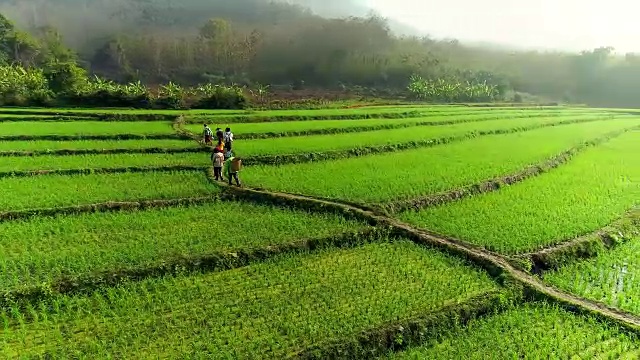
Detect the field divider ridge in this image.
<box><xmin>0</xmin><ymin>164</ymin><xmax>208</xmax><ymax>179</ymax></box>
<box><xmin>0</xmin><ymin>227</ymin><xmax>392</xmax><ymax>313</ymax></box>
<box><xmin>0</xmin><ymin>147</ymin><xmax>211</xmax><ymax>157</ymax></box>
<box><xmin>205</xmin><ymin>166</ymin><xmax>382</xmax><ymax>213</ymax></box>
<box><xmin>0</xmin><ymin>111</ymin><xmax>178</xmax><ymax>121</ymax></box>
<box><xmin>0</xmin><ymin>116</ymin><xmax>88</xmax><ymax>122</ymax></box>
<box><xmin>378</xmin><ymin>125</ymin><xmax>640</xmax><ymax>214</ymax></box>
<box><xmin>240</xmin><ymin>116</ymin><xmax>620</xmax><ymax>166</ymax></box>
<box><xmin>0</xmin><ymin>194</ymin><xmax>219</xmax><ymax>222</ymax></box>
<box><xmin>217</xmin><ymin>185</ymin><xmax>640</xmax><ymax>336</ymax></box>
<box><xmin>197</xmin><ymin>112</ymin><xmax>599</xmax><ymax>140</ymax></box>
<box><xmin>513</xmin><ymin>208</ymin><xmax>640</xmax><ymax>275</ymax></box>
<box><xmin>293</xmin><ymin>290</ymin><xmax>519</xmax><ymax>359</ymax></box>
<box><xmin>0</xmin><ymin>134</ymin><xmax>191</xmax><ymax>141</ymax></box>
<box><xmin>183</xmin><ymin>110</ymin><xmax>426</xmax><ymax>123</ymax></box>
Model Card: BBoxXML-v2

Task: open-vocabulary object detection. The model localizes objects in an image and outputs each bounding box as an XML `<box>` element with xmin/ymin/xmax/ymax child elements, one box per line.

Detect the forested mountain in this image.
<box><xmin>1</xmin><ymin>0</ymin><xmax>640</xmax><ymax>107</ymax></box>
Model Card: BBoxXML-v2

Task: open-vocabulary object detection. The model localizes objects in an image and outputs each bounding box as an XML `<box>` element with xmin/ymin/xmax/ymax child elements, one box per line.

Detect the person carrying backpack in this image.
<box><xmin>203</xmin><ymin>124</ymin><xmax>213</xmax><ymax>145</ymax></box>
<box><xmin>223</xmin><ymin>156</ymin><xmax>242</xmax><ymax>186</ymax></box>
<box><xmin>211</xmin><ymin>149</ymin><xmax>225</xmax><ymax>181</ymax></box>
<box><xmin>223</xmin><ymin>127</ymin><xmax>234</xmax><ymax>159</ymax></box>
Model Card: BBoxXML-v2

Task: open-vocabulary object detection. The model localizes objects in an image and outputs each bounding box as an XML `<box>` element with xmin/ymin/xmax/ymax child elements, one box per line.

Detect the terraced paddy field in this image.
<box><xmin>0</xmin><ymin>105</ymin><xmax>639</xmax><ymax>358</ymax></box>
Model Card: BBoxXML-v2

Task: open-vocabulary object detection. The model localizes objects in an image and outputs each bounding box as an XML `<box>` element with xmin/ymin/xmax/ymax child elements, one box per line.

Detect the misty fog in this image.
<box><xmin>367</xmin><ymin>0</ymin><xmax>640</xmax><ymax>53</ymax></box>
<box><xmin>1</xmin><ymin>0</ymin><xmax>640</xmax><ymax>108</ymax></box>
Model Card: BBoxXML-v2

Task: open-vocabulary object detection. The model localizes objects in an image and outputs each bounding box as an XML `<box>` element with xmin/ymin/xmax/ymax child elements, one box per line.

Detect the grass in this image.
<box><xmin>0</xmin><ymin>106</ymin><xmax>472</xmax><ymax>119</ymax></box>
<box><xmin>0</xmin><ymin>114</ymin><xmax>76</xmax><ymax>119</ymax></box>
<box><xmin>241</xmin><ymin>119</ymin><xmax>640</xmax><ymax>204</ymax></box>
<box><xmin>0</xmin><ymin>171</ymin><xmax>216</xmax><ymax>211</ymax></box>
<box><xmin>399</xmin><ymin>130</ymin><xmax>640</xmax><ymax>254</ymax></box>
<box><xmin>0</xmin><ymin>139</ymin><xmax>200</xmax><ymax>152</ymax></box>
<box><xmin>183</xmin><ymin>110</ymin><xmax>603</xmax><ymax>136</ymax></box>
<box><xmin>231</xmin><ymin>114</ymin><xmax>622</xmax><ymax>157</ymax></box>
<box><xmin>0</xmin><ymin>153</ymin><xmax>211</xmax><ymax>172</ymax></box>
<box><xmin>0</xmin><ymin>241</ymin><xmax>497</xmax><ymax>359</ymax></box>
<box><xmin>0</xmin><ymin>107</ymin><xmax>244</xmax><ymax>115</ymax></box>
<box><xmin>0</xmin><ymin>201</ymin><xmax>365</xmax><ymax>291</ymax></box>
<box><xmin>385</xmin><ymin>304</ymin><xmax>640</xmax><ymax>359</ymax></box>
<box><xmin>0</xmin><ymin>105</ymin><xmax>637</xmax><ymax>357</ymax></box>
<box><xmin>546</xmin><ymin>235</ymin><xmax>640</xmax><ymax>316</ymax></box>
<box><xmin>0</xmin><ymin>121</ymin><xmax>175</xmax><ymax>136</ymax></box>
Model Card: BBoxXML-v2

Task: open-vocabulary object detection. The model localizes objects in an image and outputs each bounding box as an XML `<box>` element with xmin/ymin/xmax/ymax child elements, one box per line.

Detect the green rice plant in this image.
<box><xmin>0</xmin><ymin>114</ymin><xmax>72</xmax><ymax>119</ymax></box>
<box><xmin>0</xmin><ymin>153</ymin><xmax>211</xmax><ymax>172</ymax></box>
<box><xmin>231</xmin><ymin>114</ymin><xmax>623</xmax><ymax>157</ymax></box>
<box><xmin>399</xmin><ymin>130</ymin><xmax>640</xmax><ymax>254</ymax></box>
<box><xmin>185</xmin><ymin>106</ymin><xmax>604</xmax><ymax>124</ymax></box>
<box><xmin>546</xmin><ymin>235</ymin><xmax>640</xmax><ymax>316</ymax></box>
<box><xmin>0</xmin><ymin>121</ymin><xmax>175</xmax><ymax>137</ymax></box>
<box><xmin>0</xmin><ymin>201</ymin><xmax>365</xmax><ymax>291</ymax></box>
<box><xmin>0</xmin><ymin>171</ymin><xmax>216</xmax><ymax>211</ymax></box>
<box><xmin>0</xmin><ymin>241</ymin><xmax>497</xmax><ymax>358</ymax></box>
<box><xmin>183</xmin><ymin>110</ymin><xmax>605</xmax><ymax>138</ymax></box>
<box><xmin>0</xmin><ymin>139</ymin><xmax>200</xmax><ymax>152</ymax></box>
<box><xmin>0</xmin><ymin>106</ymin><xmax>596</xmax><ymax>119</ymax></box>
<box><xmin>385</xmin><ymin>304</ymin><xmax>640</xmax><ymax>359</ymax></box>
<box><xmin>241</xmin><ymin>119</ymin><xmax>640</xmax><ymax>204</ymax></box>
<box><xmin>0</xmin><ymin>108</ymin><xmax>243</xmax><ymax>116</ymax></box>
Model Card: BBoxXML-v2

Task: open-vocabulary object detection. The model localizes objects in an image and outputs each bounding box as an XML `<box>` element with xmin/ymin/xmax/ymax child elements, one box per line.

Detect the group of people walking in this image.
<box><xmin>203</xmin><ymin>124</ymin><xmax>242</xmax><ymax>186</ymax></box>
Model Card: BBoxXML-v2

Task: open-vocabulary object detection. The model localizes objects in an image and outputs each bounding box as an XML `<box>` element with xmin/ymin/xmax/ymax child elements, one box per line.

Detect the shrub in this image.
<box><xmin>66</xmin><ymin>77</ymin><xmax>152</xmax><ymax>108</ymax></box>
<box><xmin>0</xmin><ymin>65</ymin><xmax>53</xmax><ymax>106</ymax></box>
<box><xmin>407</xmin><ymin>75</ymin><xmax>500</xmax><ymax>103</ymax></box>
<box><xmin>155</xmin><ymin>82</ymin><xmax>186</xmax><ymax>109</ymax></box>
<box><xmin>191</xmin><ymin>83</ymin><xmax>247</xmax><ymax>109</ymax></box>
<box><xmin>43</xmin><ymin>61</ymin><xmax>87</xmax><ymax>95</ymax></box>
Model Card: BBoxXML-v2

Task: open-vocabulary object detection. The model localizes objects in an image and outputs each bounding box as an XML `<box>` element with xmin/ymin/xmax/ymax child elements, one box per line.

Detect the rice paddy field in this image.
<box><xmin>0</xmin><ymin>104</ymin><xmax>639</xmax><ymax>358</ymax></box>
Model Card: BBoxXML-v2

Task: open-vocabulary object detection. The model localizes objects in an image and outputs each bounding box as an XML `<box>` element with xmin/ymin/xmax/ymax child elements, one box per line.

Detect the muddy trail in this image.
<box><xmin>218</xmin><ymin>184</ymin><xmax>640</xmax><ymax>334</ymax></box>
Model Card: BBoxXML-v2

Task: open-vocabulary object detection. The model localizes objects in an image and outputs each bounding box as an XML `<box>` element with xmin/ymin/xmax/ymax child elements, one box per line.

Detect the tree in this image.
<box><xmin>35</xmin><ymin>26</ymin><xmax>76</xmax><ymax>64</ymax></box>
<box><xmin>199</xmin><ymin>18</ymin><xmax>231</xmax><ymax>41</ymax></box>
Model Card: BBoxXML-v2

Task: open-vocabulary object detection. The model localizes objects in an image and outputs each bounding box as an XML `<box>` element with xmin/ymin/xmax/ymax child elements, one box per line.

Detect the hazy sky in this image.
<box><xmin>367</xmin><ymin>0</ymin><xmax>640</xmax><ymax>53</ymax></box>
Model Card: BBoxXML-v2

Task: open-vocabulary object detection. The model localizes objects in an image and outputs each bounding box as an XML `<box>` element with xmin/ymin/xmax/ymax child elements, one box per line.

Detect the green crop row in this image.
<box><xmin>0</xmin><ymin>115</ymin><xmax>81</xmax><ymax>121</ymax></box>
<box><xmin>0</xmin><ymin>105</ymin><xmax>593</xmax><ymax>122</ymax></box>
<box><xmin>183</xmin><ymin>110</ymin><xmax>606</xmax><ymax>140</ymax></box>
<box><xmin>0</xmin><ymin>153</ymin><xmax>210</xmax><ymax>173</ymax></box>
<box><xmin>239</xmin><ymin>116</ymin><xmax>622</xmax><ymax>167</ymax></box>
<box><xmin>521</xmin><ymin>209</ymin><xmax>640</xmax><ymax>272</ymax></box>
<box><xmin>546</xmin><ymin>235</ymin><xmax>640</xmax><ymax>318</ymax></box>
<box><xmin>233</xmin><ymin>114</ymin><xmax>620</xmax><ymax>159</ymax></box>
<box><xmin>185</xmin><ymin>107</ymin><xmax>603</xmax><ymax>124</ymax></box>
<box><xmin>0</xmin><ymin>200</ymin><xmax>366</xmax><ymax>295</ymax></box>
<box><xmin>385</xmin><ymin>304</ymin><xmax>640</xmax><ymax>359</ymax></box>
<box><xmin>0</xmin><ymin>165</ymin><xmax>207</xmax><ymax>179</ymax></box>
<box><xmin>0</xmin><ymin>171</ymin><xmax>216</xmax><ymax>212</ymax></box>
<box><xmin>0</xmin><ymin>241</ymin><xmax>497</xmax><ymax>359</ymax></box>
<box><xmin>0</xmin><ymin>107</ymin><xmax>242</xmax><ymax>115</ymax></box>
<box><xmin>0</xmin><ymin>121</ymin><xmax>175</xmax><ymax>136</ymax></box>
<box><xmin>399</xmin><ymin>130</ymin><xmax>640</xmax><ymax>254</ymax></box>
<box><xmin>0</xmin><ymin>139</ymin><xmax>202</xmax><ymax>156</ymax></box>
<box><xmin>241</xmin><ymin>119</ymin><xmax>640</xmax><ymax>204</ymax></box>
<box><xmin>380</xmin><ymin>133</ymin><xmax>603</xmax><ymax>214</ymax></box>
<box><xmin>0</xmin><ymin>134</ymin><xmax>187</xmax><ymax>141</ymax></box>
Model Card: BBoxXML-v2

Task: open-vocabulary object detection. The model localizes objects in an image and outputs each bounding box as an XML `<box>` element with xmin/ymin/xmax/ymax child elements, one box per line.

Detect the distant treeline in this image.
<box><xmin>1</xmin><ymin>0</ymin><xmax>640</xmax><ymax>107</ymax></box>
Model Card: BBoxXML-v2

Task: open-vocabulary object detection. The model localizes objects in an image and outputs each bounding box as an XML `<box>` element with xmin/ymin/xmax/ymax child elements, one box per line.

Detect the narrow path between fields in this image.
<box><xmin>217</xmin><ymin>184</ymin><xmax>640</xmax><ymax>334</ymax></box>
